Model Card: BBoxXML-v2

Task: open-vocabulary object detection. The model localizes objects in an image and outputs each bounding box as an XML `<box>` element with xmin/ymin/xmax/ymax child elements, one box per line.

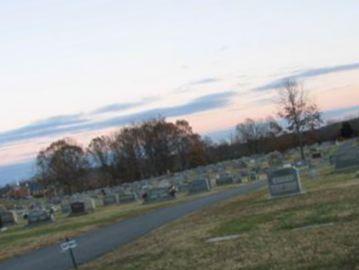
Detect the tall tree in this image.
<box><xmin>112</xmin><ymin>126</ymin><xmax>143</xmax><ymax>181</ymax></box>
<box><xmin>340</xmin><ymin>121</ymin><xmax>354</xmax><ymax>139</ymax></box>
<box><xmin>277</xmin><ymin>79</ymin><xmax>322</xmax><ymax>160</ymax></box>
<box><xmin>235</xmin><ymin>117</ymin><xmax>282</xmax><ymax>154</ymax></box>
<box><xmin>87</xmin><ymin>135</ymin><xmax>116</xmax><ymax>186</ymax></box>
<box><xmin>36</xmin><ymin>138</ymin><xmax>88</xmax><ymax>194</ymax></box>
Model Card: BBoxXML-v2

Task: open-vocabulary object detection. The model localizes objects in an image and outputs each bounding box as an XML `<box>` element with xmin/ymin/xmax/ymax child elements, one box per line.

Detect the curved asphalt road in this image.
<box><xmin>0</xmin><ymin>180</ymin><xmax>265</xmax><ymax>270</ymax></box>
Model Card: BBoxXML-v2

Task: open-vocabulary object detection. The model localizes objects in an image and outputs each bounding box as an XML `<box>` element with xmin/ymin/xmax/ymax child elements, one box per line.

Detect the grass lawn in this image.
<box><xmin>0</xmin><ymin>182</ymin><xmax>243</xmax><ymax>262</ymax></box>
<box><xmin>81</xmin><ymin>167</ymin><xmax>359</xmax><ymax>270</ymax></box>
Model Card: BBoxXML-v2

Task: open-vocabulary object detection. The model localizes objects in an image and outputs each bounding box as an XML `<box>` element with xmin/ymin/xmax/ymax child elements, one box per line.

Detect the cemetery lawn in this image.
<box><xmin>81</xmin><ymin>168</ymin><xmax>359</xmax><ymax>270</ymax></box>
<box><xmin>0</xmin><ymin>184</ymin><xmax>241</xmax><ymax>262</ymax></box>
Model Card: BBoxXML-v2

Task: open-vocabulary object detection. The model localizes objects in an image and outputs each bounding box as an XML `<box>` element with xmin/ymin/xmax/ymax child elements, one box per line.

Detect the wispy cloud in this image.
<box><xmin>92</xmin><ymin>102</ymin><xmax>141</xmax><ymax>115</ymax></box>
<box><xmin>189</xmin><ymin>77</ymin><xmax>221</xmax><ymax>86</ymax></box>
<box><xmin>0</xmin><ymin>91</ymin><xmax>237</xmax><ymax>146</ymax></box>
<box><xmin>255</xmin><ymin>62</ymin><xmax>359</xmax><ymax>91</ymax></box>
<box><xmin>92</xmin><ymin>97</ymin><xmax>155</xmax><ymax>115</ymax></box>
<box><xmin>176</xmin><ymin>77</ymin><xmax>221</xmax><ymax>93</ymax></box>
<box><xmin>0</xmin><ymin>114</ymin><xmax>90</xmax><ymax>145</ymax></box>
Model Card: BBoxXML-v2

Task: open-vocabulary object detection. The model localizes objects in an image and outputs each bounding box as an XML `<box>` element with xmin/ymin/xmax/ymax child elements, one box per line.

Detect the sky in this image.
<box><xmin>0</xmin><ymin>0</ymin><xmax>359</xmax><ymax>184</ymax></box>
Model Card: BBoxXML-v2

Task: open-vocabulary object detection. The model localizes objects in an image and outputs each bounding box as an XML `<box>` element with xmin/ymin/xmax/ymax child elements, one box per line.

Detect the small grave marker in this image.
<box><xmin>118</xmin><ymin>193</ymin><xmax>136</xmax><ymax>204</ymax></box>
<box><xmin>0</xmin><ymin>210</ymin><xmax>17</xmax><ymax>228</ymax></box>
<box><xmin>70</xmin><ymin>202</ymin><xmax>86</xmax><ymax>215</ymax></box>
<box><xmin>143</xmin><ymin>188</ymin><xmax>175</xmax><ymax>203</ymax></box>
<box><xmin>27</xmin><ymin>209</ymin><xmax>55</xmax><ymax>226</ymax></box>
<box><xmin>216</xmin><ymin>175</ymin><xmax>234</xmax><ymax>186</ymax></box>
<box><xmin>103</xmin><ymin>194</ymin><xmax>119</xmax><ymax>206</ymax></box>
<box><xmin>188</xmin><ymin>179</ymin><xmax>211</xmax><ymax>194</ymax></box>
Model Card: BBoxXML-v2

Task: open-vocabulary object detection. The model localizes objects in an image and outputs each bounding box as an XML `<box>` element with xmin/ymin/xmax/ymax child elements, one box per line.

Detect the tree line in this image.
<box><xmin>35</xmin><ymin>79</ymin><xmax>358</xmax><ymax>195</ymax></box>
<box><xmin>36</xmin><ymin>118</ymin><xmax>209</xmax><ymax>194</ymax></box>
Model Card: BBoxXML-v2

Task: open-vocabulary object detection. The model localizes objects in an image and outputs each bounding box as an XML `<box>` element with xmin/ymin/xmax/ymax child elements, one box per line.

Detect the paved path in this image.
<box><xmin>0</xmin><ymin>181</ymin><xmax>265</xmax><ymax>270</ymax></box>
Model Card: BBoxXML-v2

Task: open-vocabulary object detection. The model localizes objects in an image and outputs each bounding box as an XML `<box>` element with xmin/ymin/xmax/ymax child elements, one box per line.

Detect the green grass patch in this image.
<box><xmin>211</xmin><ymin>213</ymin><xmax>273</xmax><ymax>236</ymax></box>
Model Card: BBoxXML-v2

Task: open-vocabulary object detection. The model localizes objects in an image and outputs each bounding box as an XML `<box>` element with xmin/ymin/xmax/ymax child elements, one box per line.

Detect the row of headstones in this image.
<box><xmin>0</xmin><ymin>208</ymin><xmax>55</xmax><ymax>228</ymax></box>
<box><xmin>268</xmin><ymin>156</ymin><xmax>358</xmax><ymax>199</ymax></box>
<box><xmin>61</xmin><ymin>193</ymin><xmax>138</xmax><ymax>215</ymax></box>
<box><xmin>137</xmin><ymin>171</ymin><xmax>254</xmax><ymax>203</ymax></box>
<box><xmin>267</xmin><ymin>141</ymin><xmax>358</xmax><ymax>198</ymax></box>
<box><xmin>0</xmin><ymin>192</ymin><xmax>140</xmax><ymax>228</ymax></box>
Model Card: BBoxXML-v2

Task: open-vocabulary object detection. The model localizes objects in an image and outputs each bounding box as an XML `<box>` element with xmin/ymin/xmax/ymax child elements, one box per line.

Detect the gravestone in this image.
<box><xmin>70</xmin><ymin>202</ymin><xmax>86</xmax><ymax>215</ymax></box>
<box><xmin>268</xmin><ymin>151</ymin><xmax>284</xmax><ymax>167</ymax></box>
<box><xmin>249</xmin><ymin>172</ymin><xmax>258</xmax><ymax>181</ymax></box>
<box><xmin>188</xmin><ymin>179</ymin><xmax>211</xmax><ymax>194</ymax></box>
<box><xmin>27</xmin><ymin>209</ymin><xmax>55</xmax><ymax>226</ymax></box>
<box><xmin>143</xmin><ymin>188</ymin><xmax>174</xmax><ymax>203</ymax></box>
<box><xmin>118</xmin><ymin>193</ymin><xmax>136</xmax><ymax>204</ymax></box>
<box><xmin>92</xmin><ymin>197</ymin><xmax>104</xmax><ymax>208</ymax></box>
<box><xmin>177</xmin><ymin>183</ymin><xmax>190</xmax><ymax>193</ymax></box>
<box><xmin>312</xmin><ymin>152</ymin><xmax>322</xmax><ymax>159</ymax></box>
<box><xmin>0</xmin><ymin>210</ymin><xmax>17</xmax><ymax>228</ymax></box>
<box><xmin>61</xmin><ymin>202</ymin><xmax>71</xmax><ymax>214</ymax></box>
<box><xmin>333</xmin><ymin>147</ymin><xmax>359</xmax><ymax>171</ymax></box>
<box><xmin>267</xmin><ymin>167</ymin><xmax>302</xmax><ymax>198</ymax></box>
<box><xmin>103</xmin><ymin>194</ymin><xmax>119</xmax><ymax>206</ymax></box>
<box><xmin>233</xmin><ymin>175</ymin><xmax>242</xmax><ymax>184</ymax></box>
<box><xmin>216</xmin><ymin>175</ymin><xmax>234</xmax><ymax>186</ymax></box>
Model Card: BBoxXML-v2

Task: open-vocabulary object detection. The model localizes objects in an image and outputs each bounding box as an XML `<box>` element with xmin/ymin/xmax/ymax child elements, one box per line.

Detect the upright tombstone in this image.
<box><xmin>312</xmin><ymin>152</ymin><xmax>322</xmax><ymax>159</ymax></box>
<box><xmin>27</xmin><ymin>209</ymin><xmax>55</xmax><ymax>226</ymax></box>
<box><xmin>249</xmin><ymin>172</ymin><xmax>258</xmax><ymax>181</ymax></box>
<box><xmin>333</xmin><ymin>147</ymin><xmax>359</xmax><ymax>171</ymax></box>
<box><xmin>233</xmin><ymin>175</ymin><xmax>242</xmax><ymax>184</ymax></box>
<box><xmin>92</xmin><ymin>197</ymin><xmax>105</xmax><ymax>208</ymax></box>
<box><xmin>177</xmin><ymin>183</ymin><xmax>190</xmax><ymax>193</ymax></box>
<box><xmin>103</xmin><ymin>194</ymin><xmax>119</xmax><ymax>206</ymax></box>
<box><xmin>267</xmin><ymin>167</ymin><xmax>303</xmax><ymax>198</ymax></box>
<box><xmin>188</xmin><ymin>179</ymin><xmax>211</xmax><ymax>194</ymax></box>
<box><xmin>216</xmin><ymin>174</ymin><xmax>234</xmax><ymax>186</ymax></box>
<box><xmin>143</xmin><ymin>188</ymin><xmax>174</xmax><ymax>204</ymax></box>
<box><xmin>61</xmin><ymin>202</ymin><xmax>72</xmax><ymax>214</ymax></box>
<box><xmin>70</xmin><ymin>202</ymin><xmax>86</xmax><ymax>216</ymax></box>
<box><xmin>118</xmin><ymin>193</ymin><xmax>136</xmax><ymax>204</ymax></box>
<box><xmin>0</xmin><ymin>210</ymin><xmax>18</xmax><ymax>228</ymax></box>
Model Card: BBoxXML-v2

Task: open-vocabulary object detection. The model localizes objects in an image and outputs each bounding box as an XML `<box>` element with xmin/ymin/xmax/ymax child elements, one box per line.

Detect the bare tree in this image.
<box><xmin>277</xmin><ymin>79</ymin><xmax>322</xmax><ymax>160</ymax></box>
<box><xmin>235</xmin><ymin>117</ymin><xmax>282</xmax><ymax>154</ymax></box>
<box><xmin>88</xmin><ymin>136</ymin><xmax>113</xmax><ymax>168</ymax></box>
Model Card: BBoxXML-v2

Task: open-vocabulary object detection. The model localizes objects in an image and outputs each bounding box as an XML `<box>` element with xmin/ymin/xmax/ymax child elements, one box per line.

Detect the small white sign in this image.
<box><xmin>60</xmin><ymin>243</ymin><xmax>69</xmax><ymax>252</ymax></box>
<box><xmin>68</xmin><ymin>240</ymin><xmax>77</xmax><ymax>249</ymax></box>
<box><xmin>60</xmin><ymin>239</ymin><xmax>77</xmax><ymax>252</ymax></box>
